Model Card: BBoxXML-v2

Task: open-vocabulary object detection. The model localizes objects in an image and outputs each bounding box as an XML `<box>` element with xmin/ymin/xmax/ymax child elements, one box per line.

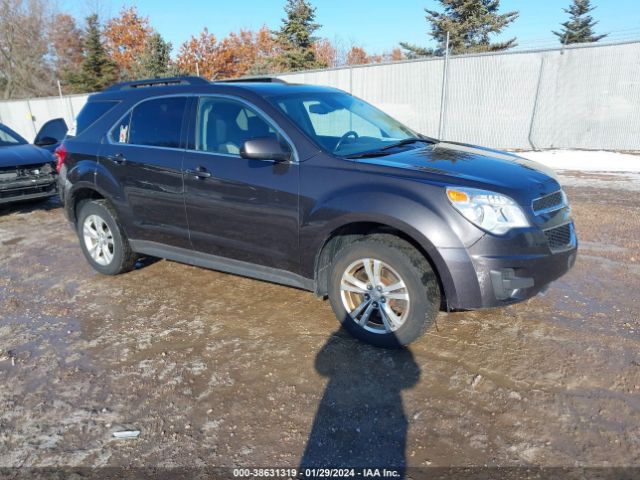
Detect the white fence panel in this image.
<box><xmin>530</xmin><ymin>42</ymin><xmax>640</xmax><ymax>150</ymax></box>
<box><xmin>0</xmin><ymin>93</ymin><xmax>89</xmax><ymax>142</ymax></box>
<box><xmin>442</xmin><ymin>51</ymin><xmax>541</xmax><ymax>149</ymax></box>
<box><xmin>0</xmin><ymin>99</ymin><xmax>37</xmax><ymax>140</ymax></box>
<box><xmin>278</xmin><ymin>41</ymin><xmax>640</xmax><ymax>151</ymax></box>
<box><xmin>351</xmin><ymin>60</ymin><xmax>444</xmax><ymax>138</ymax></box>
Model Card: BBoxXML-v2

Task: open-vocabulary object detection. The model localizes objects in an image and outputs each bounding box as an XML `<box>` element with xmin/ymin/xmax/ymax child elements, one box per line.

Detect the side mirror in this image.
<box><xmin>240</xmin><ymin>137</ymin><xmax>292</xmax><ymax>162</ymax></box>
<box><xmin>34</xmin><ymin>136</ymin><xmax>58</xmax><ymax>147</ymax></box>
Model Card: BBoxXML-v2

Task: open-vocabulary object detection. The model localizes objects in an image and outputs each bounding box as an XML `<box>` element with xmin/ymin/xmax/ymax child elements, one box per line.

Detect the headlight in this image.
<box><xmin>446</xmin><ymin>187</ymin><xmax>529</xmax><ymax>235</ymax></box>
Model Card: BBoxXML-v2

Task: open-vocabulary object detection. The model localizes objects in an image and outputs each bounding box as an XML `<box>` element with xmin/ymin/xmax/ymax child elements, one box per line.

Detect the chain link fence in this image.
<box><xmin>279</xmin><ymin>40</ymin><xmax>640</xmax><ymax>151</ymax></box>
<box><xmin>1</xmin><ymin>40</ymin><xmax>639</xmax><ymax>151</ymax></box>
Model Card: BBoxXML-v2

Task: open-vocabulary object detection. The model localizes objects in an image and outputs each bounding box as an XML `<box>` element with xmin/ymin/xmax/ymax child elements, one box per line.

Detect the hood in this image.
<box><xmin>358</xmin><ymin>141</ymin><xmax>560</xmax><ymax>201</ymax></box>
<box><xmin>0</xmin><ymin>144</ymin><xmax>54</xmax><ymax>168</ymax></box>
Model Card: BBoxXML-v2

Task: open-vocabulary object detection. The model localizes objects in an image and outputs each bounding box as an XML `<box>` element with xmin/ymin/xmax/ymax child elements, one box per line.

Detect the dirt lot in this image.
<box><xmin>0</xmin><ymin>172</ymin><xmax>639</xmax><ymax>474</ymax></box>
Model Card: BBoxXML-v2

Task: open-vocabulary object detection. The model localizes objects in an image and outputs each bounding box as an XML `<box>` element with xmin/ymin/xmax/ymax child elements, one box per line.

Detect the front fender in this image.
<box><xmin>300</xmin><ymin>188</ymin><xmax>482</xmax><ymax>309</ymax></box>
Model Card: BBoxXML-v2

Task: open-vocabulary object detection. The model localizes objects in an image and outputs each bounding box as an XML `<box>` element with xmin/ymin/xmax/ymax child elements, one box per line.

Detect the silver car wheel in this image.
<box><xmin>340</xmin><ymin>258</ymin><xmax>410</xmax><ymax>334</ymax></box>
<box><xmin>83</xmin><ymin>214</ymin><xmax>115</xmax><ymax>266</ymax></box>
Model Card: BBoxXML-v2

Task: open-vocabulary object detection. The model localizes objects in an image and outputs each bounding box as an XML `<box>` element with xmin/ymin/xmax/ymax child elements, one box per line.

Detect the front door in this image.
<box><xmin>99</xmin><ymin>96</ymin><xmax>190</xmax><ymax>248</ymax></box>
<box><xmin>182</xmin><ymin>96</ymin><xmax>300</xmax><ymax>272</ymax></box>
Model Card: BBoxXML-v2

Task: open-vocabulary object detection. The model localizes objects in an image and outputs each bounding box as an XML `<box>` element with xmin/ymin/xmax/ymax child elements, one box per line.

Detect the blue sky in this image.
<box><xmin>69</xmin><ymin>0</ymin><xmax>640</xmax><ymax>54</ymax></box>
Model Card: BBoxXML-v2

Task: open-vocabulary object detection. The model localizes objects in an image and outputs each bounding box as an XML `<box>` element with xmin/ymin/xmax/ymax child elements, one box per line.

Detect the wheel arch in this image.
<box><xmin>65</xmin><ymin>183</ymin><xmax>108</xmax><ymax>224</ymax></box>
<box><xmin>65</xmin><ymin>161</ymin><xmax>127</xmax><ymax>225</ymax></box>
<box><xmin>313</xmin><ymin>219</ymin><xmax>459</xmax><ymax>310</ymax></box>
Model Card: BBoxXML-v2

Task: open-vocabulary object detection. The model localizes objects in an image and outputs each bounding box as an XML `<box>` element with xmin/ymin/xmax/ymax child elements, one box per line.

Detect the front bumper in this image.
<box><xmin>0</xmin><ymin>174</ymin><xmax>57</xmax><ymax>205</ymax></box>
<box><xmin>443</xmin><ymin>221</ymin><xmax>578</xmax><ymax>310</ymax></box>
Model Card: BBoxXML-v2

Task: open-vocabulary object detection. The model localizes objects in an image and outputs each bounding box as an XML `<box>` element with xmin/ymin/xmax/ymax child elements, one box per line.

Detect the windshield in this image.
<box><xmin>268</xmin><ymin>91</ymin><xmax>421</xmax><ymax>157</ymax></box>
<box><xmin>0</xmin><ymin>124</ymin><xmax>28</xmax><ymax>147</ymax></box>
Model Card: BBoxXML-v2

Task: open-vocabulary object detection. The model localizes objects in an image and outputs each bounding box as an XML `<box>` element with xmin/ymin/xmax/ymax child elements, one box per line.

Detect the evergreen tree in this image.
<box><xmin>553</xmin><ymin>0</ymin><xmax>607</xmax><ymax>45</ymax></box>
<box><xmin>401</xmin><ymin>0</ymin><xmax>519</xmax><ymax>57</ymax></box>
<box><xmin>273</xmin><ymin>0</ymin><xmax>325</xmax><ymax>71</ymax></box>
<box><xmin>398</xmin><ymin>43</ymin><xmax>435</xmax><ymax>59</ymax></box>
<box><xmin>66</xmin><ymin>14</ymin><xmax>118</xmax><ymax>92</ymax></box>
<box><xmin>133</xmin><ymin>33</ymin><xmax>173</xmax><ymax>79</ymax></box>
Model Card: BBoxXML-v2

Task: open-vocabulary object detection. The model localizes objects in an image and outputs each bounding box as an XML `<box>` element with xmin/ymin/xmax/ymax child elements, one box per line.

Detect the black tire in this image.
<box><xmin>327</xmin><ymin>235</ymin><xmax>440</xmax><ymax>348</ymax></box>
<box><xmin>76</xmin><ymin>199</ymin><xmax>137</xmax><ymax>275</ymax></box>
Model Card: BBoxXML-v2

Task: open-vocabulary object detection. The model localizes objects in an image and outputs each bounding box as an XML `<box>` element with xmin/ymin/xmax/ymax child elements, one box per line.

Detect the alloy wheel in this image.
<box><xmin>83</xmin><ymin>214</ymin><xmax>115</xmax><ymax>266</ymax></box>
<box><xmin>340</xmin><ymin>258</ymin><xmax>410</xmax><ymax>334</ymax></box>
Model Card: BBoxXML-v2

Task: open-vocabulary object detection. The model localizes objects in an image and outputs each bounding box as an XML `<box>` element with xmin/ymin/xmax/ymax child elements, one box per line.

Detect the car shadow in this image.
<box><xmin>0</xmin><ymin>196</ymin><xmax>61</xmax><ymax>216</ymax></box>
<box><xmin>134</xmin><ymin>255</ymin><xmax>162</xmax><ymax>270</ymax></box>
<box><xmin>300</xmin><ymin>327</ymin><xmax>420</xmax><ymax>477</ymax></box>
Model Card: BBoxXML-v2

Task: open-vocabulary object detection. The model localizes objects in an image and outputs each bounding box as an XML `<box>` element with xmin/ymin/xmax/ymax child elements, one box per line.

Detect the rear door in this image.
<box><xmin>182</xmin><ymin>96</ymin><xmax>300</xmax><ymax>272</ymax></box>
<box><xmin>99</xmin><ymin>96</ymin><xmax>190</xmax><ymax>248</ymax></box>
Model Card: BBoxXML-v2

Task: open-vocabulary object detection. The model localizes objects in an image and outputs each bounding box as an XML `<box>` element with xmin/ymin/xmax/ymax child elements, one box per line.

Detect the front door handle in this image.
<box><xmin>185</xmin><ymin>166</ymin><xmax>212</xmax><ymax>179</ymax></box>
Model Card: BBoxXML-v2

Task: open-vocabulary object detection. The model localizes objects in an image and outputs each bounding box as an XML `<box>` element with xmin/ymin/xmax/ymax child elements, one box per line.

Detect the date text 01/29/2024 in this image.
<box><xmin>232</xmin><ymin>468</ymin><xmax>402</xmax><ymax>478</ymax></box>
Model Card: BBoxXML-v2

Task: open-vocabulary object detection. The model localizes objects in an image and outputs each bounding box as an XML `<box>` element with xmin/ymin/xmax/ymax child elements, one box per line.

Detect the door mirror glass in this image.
<box><xmin>34</xmin><ymin>118</ymin><xmax>67</xmax><ymax>146</ymax></box>
<box><xmin>240</xmin><ymin>137</ymin><xmax>291</xmax><ymax>162</ymax></box>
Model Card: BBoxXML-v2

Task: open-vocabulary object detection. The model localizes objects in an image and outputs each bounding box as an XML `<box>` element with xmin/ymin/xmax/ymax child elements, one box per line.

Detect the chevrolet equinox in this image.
<box><xmin>57</xmin><ymin>77</ymin><xmax>577</xmax><ymax>347</ymax></box>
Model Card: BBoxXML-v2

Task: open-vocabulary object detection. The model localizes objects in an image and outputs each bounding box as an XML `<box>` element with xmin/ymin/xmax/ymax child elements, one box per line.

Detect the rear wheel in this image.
<box><xmin>76</xmin><ymin>200</ymin><xmax>137</xmax><ymax>275</ymax></box>
<box><xmin>328</xmin><ymin>236</ymin><xmax>440</xmax><ymax>348</ymax></box>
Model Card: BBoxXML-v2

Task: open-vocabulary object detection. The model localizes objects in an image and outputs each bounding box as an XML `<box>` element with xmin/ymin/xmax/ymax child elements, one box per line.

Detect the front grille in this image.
<box><xmin>544</xmin><ymin>223</ymin><xmax>573</xmax><ymax>252</ymax></box>
<box><xmin>1</xmin><ymin>164</ymin><xmax>53</xmax><ymax>181</ymax></box>
<box><xmin>532</xmin><ymin>190</ymin><xmax>565</xmax><ymax>215</ymax></box>
<box><xmin>0</xmin><ymin>163</ymin><xmax>55</xmax><ymax>200</ymax></box>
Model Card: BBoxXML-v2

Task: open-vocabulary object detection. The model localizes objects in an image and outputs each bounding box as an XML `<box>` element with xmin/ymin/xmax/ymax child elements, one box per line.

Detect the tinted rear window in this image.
<box><xmin>75</xmin><ymin>101</ymin><xmax>119</xmax><ymax>136</ymax></box>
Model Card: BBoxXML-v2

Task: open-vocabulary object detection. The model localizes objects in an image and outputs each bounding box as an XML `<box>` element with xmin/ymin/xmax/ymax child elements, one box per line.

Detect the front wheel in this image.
<box><xmin>76</xmin><ymin>200</ymin><xmax>137</xmax><ymax>275</ymax></box>
<box><xmin>328</xmin><ymin>236</ymin><xmax>440</xmax><ymax>348</ymax></box>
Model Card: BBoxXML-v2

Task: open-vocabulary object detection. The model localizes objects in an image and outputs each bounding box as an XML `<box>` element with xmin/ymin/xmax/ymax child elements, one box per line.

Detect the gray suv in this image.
<box><xmin>57</xmin><ymin>77</ymin><xmax>577</xmax><ymax>348</ymax></box>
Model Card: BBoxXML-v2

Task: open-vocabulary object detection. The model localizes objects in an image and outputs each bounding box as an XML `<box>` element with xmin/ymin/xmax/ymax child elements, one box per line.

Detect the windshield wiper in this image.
<box><xmin>344</xmin><ymin>136</ymin><xmax>437</xmax><ymax>159</ymax></box>
<box><xmin>345</xmin><ymin>151</ymin><xmax>393</xmax><ymax>159</ymax></box>
<box><xmin>379</xmin><ymin>137</ymin><xmax>435</xmax><ymax>151</ymax></box>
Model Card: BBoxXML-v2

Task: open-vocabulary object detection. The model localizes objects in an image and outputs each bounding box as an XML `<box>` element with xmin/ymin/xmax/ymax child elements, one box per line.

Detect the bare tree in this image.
<box><xmin>0</xmin><ymin>0</ymin><xmax>56</xmax><ymax>99</ymax></box>
<box><xmin>50</xmin><ymin>13</ymin><xmax>84</xmax><ymax>82</ymax></box>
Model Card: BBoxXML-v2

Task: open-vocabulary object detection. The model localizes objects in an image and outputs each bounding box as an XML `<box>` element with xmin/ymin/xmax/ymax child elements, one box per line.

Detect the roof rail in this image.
<box><xmin>105</xmin><ymin>76</ymin><xmax>209</xmax><ymax>91</ymax></box>
<box><xmin>218</xmin><ymin>77</ymin><xmax>287</xmax><ymax>84</ymax></box>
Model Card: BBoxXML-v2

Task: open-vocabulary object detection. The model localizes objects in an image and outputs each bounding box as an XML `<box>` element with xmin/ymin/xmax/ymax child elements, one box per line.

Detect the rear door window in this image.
<box><xmin>123</xmin><ymin>97</ymin><xmax>188</xmax><ymax>149</ymax></box>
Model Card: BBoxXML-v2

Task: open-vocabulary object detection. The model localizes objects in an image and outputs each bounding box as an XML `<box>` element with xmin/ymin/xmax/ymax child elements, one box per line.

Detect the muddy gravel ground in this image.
<box><xmin>0</xmin><ymin>173</ymin><xmax>639</xmax><ymax>476</ymax></box>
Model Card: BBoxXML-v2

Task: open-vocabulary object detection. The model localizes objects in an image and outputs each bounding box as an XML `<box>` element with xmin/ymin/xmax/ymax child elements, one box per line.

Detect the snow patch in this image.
<box><xmin>519</xmin><ymin>150</ymin><xmax>640</xmax><ymax>173</ymax></box>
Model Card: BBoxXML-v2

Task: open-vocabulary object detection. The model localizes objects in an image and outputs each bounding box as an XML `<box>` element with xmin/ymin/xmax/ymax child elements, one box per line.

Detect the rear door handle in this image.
<box><xmin>185</xmin><ymin>166</ymin><xmax>212</xmax><ymax>179</ymax></box>
<box><xmin>108</xmin><ymin>153</ymin><xmax>127</xmax><ymax>165</ymax></box>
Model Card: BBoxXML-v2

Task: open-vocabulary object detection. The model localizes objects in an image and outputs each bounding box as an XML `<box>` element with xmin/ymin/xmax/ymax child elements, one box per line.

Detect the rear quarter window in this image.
<box><xmin>73</xmin><ymin>101</ymin><xmax>119</xmax><ymax>136</ymax></box>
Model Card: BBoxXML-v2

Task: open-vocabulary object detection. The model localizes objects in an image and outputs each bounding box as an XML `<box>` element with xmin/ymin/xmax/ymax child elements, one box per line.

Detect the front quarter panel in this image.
<box><xmin>299</xmin><ymin>154</ymin><xmax>485</xmax><ymax>308</ymax></box>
